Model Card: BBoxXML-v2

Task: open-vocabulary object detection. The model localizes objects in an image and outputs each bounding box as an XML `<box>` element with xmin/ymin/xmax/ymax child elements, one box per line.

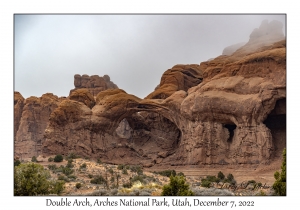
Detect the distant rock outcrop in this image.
<box><xmin>70</xmin><ymin>74</ymin><xmax>118</xmax><ymax>97</ymax></box>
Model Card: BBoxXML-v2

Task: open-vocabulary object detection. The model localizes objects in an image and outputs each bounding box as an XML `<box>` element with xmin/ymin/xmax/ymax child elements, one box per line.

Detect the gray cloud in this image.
<box><xmin>14</xmin><ymin>14</ymin><xmax>286</xmax><ymax>99</ymax></box>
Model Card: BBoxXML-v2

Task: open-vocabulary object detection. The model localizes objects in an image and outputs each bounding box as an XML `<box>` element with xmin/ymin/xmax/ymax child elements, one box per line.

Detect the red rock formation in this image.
<box><xmin>14</xmin><ymin>93</ymin><xmax>62</xmax><ymax>159</ymax></box>
<box><xmin>145</xmin><ymin>64</ymin><xmax>202</xmax><ymax>99</ymax></box>
<box><xmin>15</xmin><ymin>20</ymin><xmax>286</xmax><ymax>168</ymax></box>
<box><xmin>70</xmin><ymin>74</ymin><xmax>118</xmax><ymax>97</ymax></box>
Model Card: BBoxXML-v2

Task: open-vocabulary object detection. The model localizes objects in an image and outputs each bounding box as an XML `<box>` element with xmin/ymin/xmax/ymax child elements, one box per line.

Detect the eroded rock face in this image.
<box><xmin>146</xmin><ymin>64</ymin><xmax>202</xmax><ymax>99</ymax></box>
<box><xmin>71</xmin><ymin>74</ymin><xmax>118</xmax><ymax>97</ymax></box>
<box><xmin>14</xmin><ymin>93</ymin><xmax>62</xmax><ymax>159</ymax></box>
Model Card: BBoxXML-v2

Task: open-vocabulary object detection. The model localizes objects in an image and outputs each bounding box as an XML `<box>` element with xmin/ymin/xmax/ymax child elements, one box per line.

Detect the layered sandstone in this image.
<box><xmin>70</xmin><ymin>74</ymin><xmax>118</xmax><ymax>97</ymax></box>
<box><xmin>14</xmin><ymin>93</ymin><xmax>62</xmax><ymax>158</ymax></box>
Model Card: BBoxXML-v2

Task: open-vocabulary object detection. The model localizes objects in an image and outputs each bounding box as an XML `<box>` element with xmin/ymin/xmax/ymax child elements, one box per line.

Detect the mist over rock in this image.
<box><xmin>222</xmin><ymin>19</ymin><xmax>284</xmax><ymax>57</ymax></box>
<box><xmin>222</xmin><ymin>42</ymin><xmax>246</xmax><ymax>56</ymax></box>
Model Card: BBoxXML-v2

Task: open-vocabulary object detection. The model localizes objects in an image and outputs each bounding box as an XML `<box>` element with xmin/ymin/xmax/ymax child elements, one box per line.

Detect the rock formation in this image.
<box><xmin>14</xmin><ymin>93</ymin><xmax>62</xmax><ymax>159</ymax></box>
<box><xmin>70</xmin><ymin>74</ymin><xmax>118</xmax><ymax>97</ymax></box>
<box><xmin>15</xmin><ymin>20</ymin><xmax>286</xmax><ymax>168</ymax></box>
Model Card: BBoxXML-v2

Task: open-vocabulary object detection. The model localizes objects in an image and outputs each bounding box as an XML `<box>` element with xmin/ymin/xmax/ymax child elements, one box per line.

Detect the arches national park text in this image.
<box><xmin>45</xmin><ymin>198</ymin><xmax>254</xmax><ymax>207</ymax></box>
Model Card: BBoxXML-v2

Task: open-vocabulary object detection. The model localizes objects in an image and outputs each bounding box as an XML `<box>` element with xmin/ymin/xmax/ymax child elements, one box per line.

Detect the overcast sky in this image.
<box><xmin>14</xmin><ymin>14</ymin><xmax>286</xmax><ymax>99</ymax></box>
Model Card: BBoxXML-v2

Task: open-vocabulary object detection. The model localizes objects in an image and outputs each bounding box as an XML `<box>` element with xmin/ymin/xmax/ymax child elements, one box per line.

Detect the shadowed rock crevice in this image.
<box><xmin>263</xmin><ymin>98</ymin><xmax>286</xmax><ymax>158</ymax></box>
<box><xmin>224</xmin><ymin>124</ymin><xmax>237</xmax><ymax>143</ymax></box>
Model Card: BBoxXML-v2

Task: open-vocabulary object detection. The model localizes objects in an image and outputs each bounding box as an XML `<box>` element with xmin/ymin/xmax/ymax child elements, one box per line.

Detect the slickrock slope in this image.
<box><xmin>70</xmin><ymin>74</ymin><xmax>118</xmax><ymax>97</ymax></box>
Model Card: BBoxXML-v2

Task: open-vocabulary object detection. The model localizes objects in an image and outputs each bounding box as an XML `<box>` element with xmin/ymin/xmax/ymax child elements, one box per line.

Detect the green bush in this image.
<box><xmin>14</xmin><ymin>159</ymin><xmax>21</xmax><ymax>167</ymax></box>
<box><xmin>90</xmin><ymin>175</ymin><xmax>107</xmax><ymax>185</ymax></box>
<box><xmin>31</xmin><ymin>156</ymin><xmax>37</xmax><ymax>162</ymax></box>
<box><xmin>14</xmin><ymin>162</ymin><xmax>64</xmax><ymax>195</ymax></box>
<box><xmin>130</xmin><ymin>165</ymin><xmax>143</xmax><ymax>175</ymax></box>
<box><xmin>117</xmin><ymin>164</ymin><xmax>124</xmax><ymax>170</ymax></box>
<box><xmin>123</xmin><ymin>182</ymin><xmax>132</xmax><ymax>188</ymax></box>
<box><xmin>80</xmin><ymin>163</ymin><xmax>87</xmax><ymax>169</ymax></box>
<box><xmin>47</xmin><ymin>164</ymin><xmax>57</xmax><ymax>171</ymax></box>
<box><xmin>54</xmin><ymin>154</ymin><xmax>63</xmax><ymax>162</ymax></box>
<box><xmin>161</xmin><ymin>175</ymin><xmax>194</xmax><ymax>196</ymax></box>
<box><xmin>122</xmin><ymin>168</ymin><xmax>128</xmax><ymax>175</ymax></box>
<box><xmin>76</xmin><ymin>183</ymin><xmax>82</xmax><ymax>189</ymax></box>
<box><xmin>273</xmin><ymin>148</ymin><xmax>286</xmax><ymax>196</ymax></box>
<box><xmin>58</xmin><ymin>175</ymin><xmax>69</xmax><ymax>182</ymax></box>
<box><xmin>155</xmin><ymin>170</ymin><xmax>176</xmax><ymax>177</ymax></box>
<box><xmin>67</xmin><ymin>152</ymin><xmax>78</xmax><ymax>159</ymax></box>
<box><xmin>217</xmin><ymin>171</ymin><xmax>225</xmax><ymax>180</ymax></box>
<box><xmin>108</xmin><ymin>168</ymin><xmax>114</xmax><ymax>175</ymax></box>
<box><xmin>201</xmin><ymin>179</ymin><xmax>211</xmax><ymax>188</ymax></box>
<box><xmin>48</xmin><ymin>157</ymin><xmax>54</xmax><ymax>162</ymax></box>
<box><xmin>66</xmin><ymin>159</ymin><xmax>74</xmax><ymax>168</ymax></box>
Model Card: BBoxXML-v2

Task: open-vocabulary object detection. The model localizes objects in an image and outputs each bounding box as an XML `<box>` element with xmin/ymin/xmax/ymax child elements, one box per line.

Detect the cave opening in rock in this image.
<box><xmin>263</xmin><ymin>98</ymin><xmax>286</xmax><ymax>156</ymax></box>
<box><xmin>224</xmin><ymin>124</ymin><xmax>237</xmax><ymax>143</ymax></box>
<box><xmin>115</xmin><ymin>111</ymin><xmax>181</xmax><ymax>155</ymax></box>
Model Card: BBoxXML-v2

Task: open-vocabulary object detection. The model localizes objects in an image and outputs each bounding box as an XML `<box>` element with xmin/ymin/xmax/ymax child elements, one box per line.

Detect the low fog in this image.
<box><xmin>14</xmin><ymin>14</ymin><xmax>286</xmax><ymax>99</ymax></box>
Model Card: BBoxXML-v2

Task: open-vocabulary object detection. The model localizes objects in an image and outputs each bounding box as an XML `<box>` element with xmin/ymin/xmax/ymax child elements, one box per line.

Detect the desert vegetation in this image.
<box><xmin>13</xmin><ymin>152</ymin><xmax>280</xmax><ymax>196</ymax></box>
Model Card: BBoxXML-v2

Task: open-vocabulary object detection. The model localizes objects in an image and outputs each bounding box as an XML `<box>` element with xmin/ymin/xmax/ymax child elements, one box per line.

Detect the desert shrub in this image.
<box><xmin>61</xmin><ymin>166</ymin><xmax>74</xmax><ymax>176</ymax></box>
<box><xmin>201</xmin><ymin>179</ymin><xmax>211</xmax><ymax>188</ymax></box>
<box><xmin>80</xmin><ymin>163</ymin><xmax>87</xmax><ymax>169</ymax></box>
<box><xmin>110</xmin><ymin>177</ymin><xmax>115</xmax><ymax>183</ymax></box>
<box><xmin>131</xmin><ymin>175</ymin><xmax>145</xmax><ymax>184</ymax></box>
<box><xmin>161</xmin><ymin>175</ymin><xmax>194</xmax><ymax>196</ymax></box>
<box><xmin>97</xmin><ymin>158</ymin><xmax>102</xmax><ymax>164</ymax></box>
<box><xmin>155</xmin><ymin>170</ymin><xmax>176</xmax><ymax>177</ymax></box>
<box><xmin>273</xmin><ymin>148</ymin><xmax>286</xmax><ymax>196</ymax></box>
<box><xmin>224</xmin><ymin>173</ymin><xmax>236</xmax><ymax>185</ymax></box>
<box><xmin>54</xmin><ymin>154</ymin><xmax>63</xmax><ymax>162</ymax></box>
<box><xmin>67</xmin><ymin>152</ymin><xmax>78</xmax><ymax>159</ymax></box>
<box><xmin>14</xmin><ymin>162</ymin><xmax>64</xmax><ymax>195</ymax></box>
<box><xmin>130</xmin><ymin>165</ymin><xmax>143</xmax><ymax>175</ymax></box>
<box><xmin>14</xmin><ymin>159</ymin><xmax>21</xmax><ymax>167</ymax></box>
<box><xmin>88</xmin><ymin>174</ymin><xmax>93</xmax><ymax>178</ymax></box>
<box><xmin>122</xmin><ymin>168</ymin><xmax>128</xmax><ymax>175</ymax></box>
<box><xmin>117</xmin><ymin>164</ymin><xmax>124</xmax><ymax>170</ymax></box>
<box><xmin>49</xmin><ymin>180</ymin><xmax>65</xmax><ymax>195</ymax></box>
<box><xmin>177</xmin><ymin>172</ymin><xmax>185</xmax><ymax>177</ymax></box>
<box><xmin>47</xmin><ymin>164</ymin><xmax>57</xmax><ymax>171</ymax></box>
<box><xmin>68</xmin><ymin>174</ymin><xmax>77</xmax><ymax>181</ymax></box>
<box><xmin>217</xmin><ymin>171</ymin><xmax>225</xmax><ymax>180</ymax></box>
<box><xmin>31</xmin><ymin>156</ymin><xmax>37</xmax><ymax>162</ymax></box>
<box><xmin>227</xmin><ymin>173</ymin><xmax>234</xmax><ymax>182</ymax></box>
<box><xmin>58</xmin><ymin>175</ymin><xmax>69</xmax><ymax>182</ymax></box>
<box><xmin>206</xmin><ymin>175</ymin><xmax>220</xmax><ymax>183</ymax></box>
<box><xmin>66</xmin><ymin>159</ymin><xmax>74</xmax><ymax>168</ymax></box>
<box><xmin>192</xmin><ymin>187</ymin><xmax>234</xmax><ymax>196</ymax></box>
<box><xmin>75</xmin><ymin>183</ymin><xmax>82</xmax><ymax>189</ymax></box>
<box><xmin>123</xmin><ymin>182</ymin><xmax>132</xmax><ymax>188</ymax></box>
<box><xmin>90</xmin><ymin>175</ymin><xmax>107</xmax><ymax>185</ymax></box>
<box><xmin>108</xmin><ymin>168</ymin><xmax>114</xmax><ymax>175</ymax></box>
<box><xmin>48</xmin><ymin>157</ymin><xmax>54</xmax><ymax>162</ymax></box>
